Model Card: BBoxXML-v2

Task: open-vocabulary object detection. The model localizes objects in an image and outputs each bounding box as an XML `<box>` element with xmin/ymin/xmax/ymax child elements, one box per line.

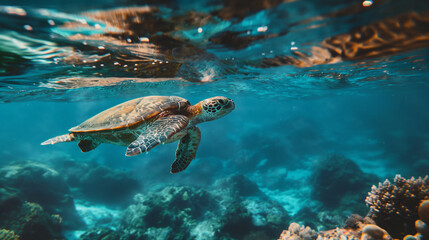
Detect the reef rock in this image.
<box><xmin>311</xmin><ymin>154</ymin><xmax>378</xmax><ymax>209</ymax></box>
<box><xmin>79</xmin><ymin>166</ymin><xmax>141</xmax><ymax>206</ymax></box>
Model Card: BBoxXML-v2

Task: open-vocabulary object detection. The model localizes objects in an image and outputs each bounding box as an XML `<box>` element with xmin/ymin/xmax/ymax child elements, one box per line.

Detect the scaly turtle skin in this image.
<box><xmin>42</xmin><ymin>96</ymin><xmax>235</xmax><ymax>173</ymax></box>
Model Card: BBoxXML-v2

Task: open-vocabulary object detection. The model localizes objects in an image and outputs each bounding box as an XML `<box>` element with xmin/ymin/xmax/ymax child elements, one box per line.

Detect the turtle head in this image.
<box><xmin>195</xmin><ymin>96</ymin><xmax>235</xmax><ymax>123</ymax></box>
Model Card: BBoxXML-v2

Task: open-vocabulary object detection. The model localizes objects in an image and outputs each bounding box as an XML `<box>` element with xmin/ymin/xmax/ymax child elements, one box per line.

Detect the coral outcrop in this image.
<box><xmin>119</xmin><ymin>186</ymin><xmax>214</xmax><ymax>239</ymax></box>
<box><xmin>278</xmin><ymin>176</ymin><xmax>429</xmax><ymax>240</ymax></box>
<box><xmin>365</xmin><ymin>175</ymin><xmax>429</xmax><ymax>238</ymax></box>
<box><xmin>0</xmin><ymin>162</ymin><xmax>83</xmax><ymax>229</ymax></box>
<box><xmin>80</xmin><ymin>175</ymin><xmax>290</xmax><ymax>240</ymax></box>
<box><xmin>0</xmin><ymin>201</ymin><xmax>64</xmax><ymax>240</ymax></box>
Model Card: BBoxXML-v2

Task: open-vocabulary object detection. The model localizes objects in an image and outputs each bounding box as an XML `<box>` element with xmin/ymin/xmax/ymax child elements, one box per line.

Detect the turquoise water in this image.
<box><xmin>0</xmin><ymin>0</ymin><xmax>428</xmax><ymax>239</ymax></box>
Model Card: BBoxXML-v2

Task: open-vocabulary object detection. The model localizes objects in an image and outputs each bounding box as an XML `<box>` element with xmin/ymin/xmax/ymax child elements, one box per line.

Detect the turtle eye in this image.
<box><xmin>218</xmin><ymin>99</ymin><xmax>226</xmax><ymax>105</ymax></box>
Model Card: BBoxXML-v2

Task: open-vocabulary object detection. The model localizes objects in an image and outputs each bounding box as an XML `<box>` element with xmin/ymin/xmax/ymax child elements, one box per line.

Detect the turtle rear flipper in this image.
<box><xmin>125</xmin><ymin>115</ymin><xmax>189</xmax><ymax>156</ymax></box>
<box><xmin>78</xmin><ymin>140</ymin><xmax>101</xmax><ymax>152</ymax></box>
<box><xmin>41</xmin><ymin>133</ymin><xmax>76</xmax><ymax>145</ymax></box>
<box><xmin>171</xmin><ymin>127</ymin><xmax>201</xmax><ymax>173</ymax></box>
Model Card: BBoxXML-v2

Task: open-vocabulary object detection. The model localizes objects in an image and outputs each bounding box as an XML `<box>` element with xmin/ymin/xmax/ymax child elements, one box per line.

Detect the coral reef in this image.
<box><xmin>213</xmin><ymin>175</ymin><xmax>290</xmax><ymax>239</ymax></box>
<box><xmin>365</xmin><ymin>175</ymin><xmax>429</xmax><ymax>238</ymax></box>
<box><xmin>0</xmin><ymin>162</ymin><xmax>83</xmax><ymax>229</ymax></box>
<box><xmin>0</xmin><ymin>201</ymin><xmax>64</xmax><ymax>240</ymax></box>
<box><xmin>79</xmin><ymin>175</ymin><xmax>290</xmax><ymax>240</ymax></box>
<box><xmin>118</xmin><ymin>186</ymin><xmax>214</xmax><ymax>239</ymax></box>
<box><xmin>278</xmin><ymin>176</ymin><xmax>429</xmax><ymax>240</ymax></box>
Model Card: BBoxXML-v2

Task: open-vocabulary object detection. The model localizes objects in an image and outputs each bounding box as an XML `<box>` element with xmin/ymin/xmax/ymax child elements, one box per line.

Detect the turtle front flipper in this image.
<box><xmin>126</xmin><ymin>115</ymin><xmax>189</xmax><ymax>156</ymax></box>
<box><xmin>78</xmin><ymin>140</ymin><xmax>101</xmax><ymax>152</ymax></box>
<box><xmin>171</xmin><ymin>127</ymin><xmax>201</xmax><ymax>173</ymax></box>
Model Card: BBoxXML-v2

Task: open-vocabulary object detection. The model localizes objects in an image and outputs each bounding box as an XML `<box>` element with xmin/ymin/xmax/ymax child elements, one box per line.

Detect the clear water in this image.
<box><xmin>0</xmin><ymin>0</ymin><xmax>428</xmax><ymax>239</ymax></box>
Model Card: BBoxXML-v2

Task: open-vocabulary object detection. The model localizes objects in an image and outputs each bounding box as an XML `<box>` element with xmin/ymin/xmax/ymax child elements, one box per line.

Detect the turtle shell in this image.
<box><xmin>69</xmin><ymin>96</ymin><xmax>190</xmax><ymax>132</ymax></box>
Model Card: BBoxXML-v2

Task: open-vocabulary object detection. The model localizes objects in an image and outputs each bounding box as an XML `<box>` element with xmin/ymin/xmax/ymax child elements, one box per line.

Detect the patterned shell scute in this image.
<box><xmin>69</xmin><ymin>96</ymin><xmax>190</xmax><ymax>132</ymax></box>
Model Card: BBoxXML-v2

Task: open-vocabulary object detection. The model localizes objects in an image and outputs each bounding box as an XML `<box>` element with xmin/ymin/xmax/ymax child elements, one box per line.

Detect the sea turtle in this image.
<box><xmin>41</xmin><ymin>96</ymin><xmax>235</xmax><ymax>173</ymax></box>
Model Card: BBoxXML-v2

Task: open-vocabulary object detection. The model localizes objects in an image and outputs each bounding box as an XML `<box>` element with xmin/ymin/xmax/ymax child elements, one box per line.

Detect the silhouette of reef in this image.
<box><xmin>311</xmin><ymin>154</ymin><xmax>378</xmax><ymax>208</ymax></box>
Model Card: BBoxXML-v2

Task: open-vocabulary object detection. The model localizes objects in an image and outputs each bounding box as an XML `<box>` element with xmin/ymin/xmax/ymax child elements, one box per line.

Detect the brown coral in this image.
<box><xmin>365</xmin><ymin>175</ymin><xmax>429</xmax><ymax>238</ymax></box>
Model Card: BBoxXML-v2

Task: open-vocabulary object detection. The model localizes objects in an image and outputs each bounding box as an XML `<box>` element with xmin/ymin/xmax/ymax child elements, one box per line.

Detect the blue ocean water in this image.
<box><xmin>0</xmin><ymin>0</ymin><xmax>428</xmax><ymax>239</ymax></box>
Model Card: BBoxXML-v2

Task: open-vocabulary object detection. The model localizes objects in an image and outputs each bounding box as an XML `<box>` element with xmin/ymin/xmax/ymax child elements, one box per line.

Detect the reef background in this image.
<box><xmin>0</xmin><ymin>0</ymin><xmax>429</xmax><ymax>239</ymax></box>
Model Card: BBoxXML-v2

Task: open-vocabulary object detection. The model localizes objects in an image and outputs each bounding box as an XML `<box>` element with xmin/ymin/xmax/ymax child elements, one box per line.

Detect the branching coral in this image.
<box><xmin>365</xmin><ymin>175</ymin><xmax>429</xmax><ymax>238</ymax></box>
